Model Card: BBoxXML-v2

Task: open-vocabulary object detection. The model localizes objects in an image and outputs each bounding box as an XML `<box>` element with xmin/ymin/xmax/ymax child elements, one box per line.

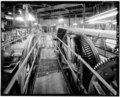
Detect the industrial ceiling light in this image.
<box><xmin>28</xmin><ymin>13</ymin><xmax>35</xmax><ymax>21</ymax></box>
<box><xmin>112</xmin><ymin>21</ymin><xmax>117</xmax><ymax>25</ymax></box>
<box><xmin>58</xmin><ymin>18</ymin><xmax>64</xmax><ymax>23</ymax></box>
<box><xmin>8</xmin><ymin>12</ymin><xmax>12</xmax><ymax>15</ymax></box>
<box><xmin>18</xmin><ymin>9</ymin><xmax>22</xmax><ymax>14</ymax></box>
<box><xmin>15</xmin><ymin>16</ymin><xmax>24</xmax><ymax>22</ymax></box>
<box><xmin>73</xmin><ymin>22</ymin><xmax>77</xmax><ymax>26</ymax></box>
<box><xmin>34</xmin><ymin>22</ymin><xmax>38</xmax><ymax>25</ymax></box>
<box><xmin>52</xmin><ymin>24</ymin><xmax>56</xmax><ymax>26</ymax></box>
<box><xmin>87</xmin><ymin>8</ymin><xmax>118</xmax><ymax>22</ymax></box>
<box><xmin>5</xmin><ymin>15</ymin><xmax>13</xmax><ymax>20</ymax></box>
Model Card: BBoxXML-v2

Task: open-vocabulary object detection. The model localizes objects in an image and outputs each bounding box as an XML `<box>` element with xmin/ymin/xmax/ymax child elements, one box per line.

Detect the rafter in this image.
<box><xmin>37</xmin><ymin>4</ymin><xmax>83</xmax><ymax>13</ymax></box>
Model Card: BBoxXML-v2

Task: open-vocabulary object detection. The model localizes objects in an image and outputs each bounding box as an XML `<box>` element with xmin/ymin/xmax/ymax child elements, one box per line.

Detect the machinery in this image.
<box><xmin>1</xmin><ymin>26</ymin><xmax>118</xmax><ymax>95</ymax></box>
<box><xmin>1</xmin><ymin>34</ymin><xmax>39</xmax><ymax>94</ymax></box>
<box><xmin>55</xmin><ymin>27</ymin><xmax>118</xmax><ymax>95</ymax></box>
<box><xmin>1</xmin><ymin>1</ymin><xmax>118</xmax><ymax>95</ymax></box>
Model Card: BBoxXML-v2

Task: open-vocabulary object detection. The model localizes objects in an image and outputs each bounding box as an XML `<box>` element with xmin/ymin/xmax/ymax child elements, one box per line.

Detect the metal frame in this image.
<box><xmin>87</xmin><ymin>35</ymin><xmax>117</xmax><ymax>57</ymax></box>
<box><xmin>55</xmin><ymin>36</ymin><xmax>117</xmax><ymax>95</ymax></box>
<box><xmin>2</xmin><ymin>34</ymin><xmax>29</xmax><ymax>47</ymax></box>
<box><xmin>3</xmin><ymin>29</ymin><xmax>117</xmax><ymax>95</ymax></box>
<box><xmin>22</xmin><ymin>47</ymin><xmax>39</xmax><ymax>93</ymax></box>
<box><xmin>3</xmin><ymin>35</ymin><xmax>40</xmax><ymax>94</ymax></box>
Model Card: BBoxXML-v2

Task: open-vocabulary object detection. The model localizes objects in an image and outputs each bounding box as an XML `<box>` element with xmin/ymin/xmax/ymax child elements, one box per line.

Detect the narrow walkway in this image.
<box><xmin>33</xmin><ymin>33</ymin><xmax>70</xmax><ymax>94</ymax></box>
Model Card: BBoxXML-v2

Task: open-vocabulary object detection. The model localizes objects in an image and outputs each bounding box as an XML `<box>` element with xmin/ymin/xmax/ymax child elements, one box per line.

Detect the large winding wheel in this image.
<box><xmin>74</xmin><ymin>33</ymin><xmax>101</xmax><ymax>68</ymax></box>
<box><xmin>60</xmin><ymin>32</ymin><xmax>101</xmax><ymax>92</ymax></box>
<box><xmin>70</xmin><ymin>33</ymin><xmax>101</xmax><ymax>89</ymax></box>
<box><xmin>88</xmin><ymin>56</ymin><xmax>118</xmax><ymax>95</ymax></box>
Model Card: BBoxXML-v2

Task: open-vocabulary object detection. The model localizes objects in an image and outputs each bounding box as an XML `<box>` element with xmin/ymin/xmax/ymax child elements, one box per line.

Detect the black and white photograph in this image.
<box><xmin>1</xmin><ymin>0</ymin><xmax>119</xmax><ymax>96</ymax></box>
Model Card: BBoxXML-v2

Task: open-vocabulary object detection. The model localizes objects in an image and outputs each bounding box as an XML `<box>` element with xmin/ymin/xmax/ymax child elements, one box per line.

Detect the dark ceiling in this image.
<box><xmin>2</xmin><ymin>1</ymin><xmax>117</xmax><ymax>19</ymax></box>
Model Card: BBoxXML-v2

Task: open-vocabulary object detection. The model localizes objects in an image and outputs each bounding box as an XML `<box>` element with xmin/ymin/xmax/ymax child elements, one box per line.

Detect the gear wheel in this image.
<box><xmin>88</xmin><ymin>56</ymin><xmax>118</xmax><ymax>95</ymax></box>
<box><xmin>73</xmin><ymin>33</ymin><xmax>101</xmax><ymax>89</ymax></box>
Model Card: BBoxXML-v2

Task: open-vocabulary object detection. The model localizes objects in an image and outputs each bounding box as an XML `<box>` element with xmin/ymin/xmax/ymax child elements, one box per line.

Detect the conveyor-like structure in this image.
<box><xmin>1</xmin><ymin>27</ymin><xmax>118</xmax><ymax>95</ymax></box>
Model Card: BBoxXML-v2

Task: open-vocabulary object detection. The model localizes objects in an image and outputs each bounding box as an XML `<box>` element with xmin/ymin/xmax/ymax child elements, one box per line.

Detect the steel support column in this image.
<box><xmin>68</xmin><ymin>11</ymin><xmax>71</xmax><ymax>26</ymax></box>
<box><xmin>83</xmin><ymin>4</ymin><xmax>85</xmax><ymax>28</ymax></box>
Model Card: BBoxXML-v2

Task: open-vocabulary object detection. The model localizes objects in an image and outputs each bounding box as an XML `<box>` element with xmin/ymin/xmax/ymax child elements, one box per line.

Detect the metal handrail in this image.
<box><xmin>56</xmin><ymin>44</ymin><xmax>88</xmax><ymax>93</ymax></box>
<box><xmin>2</xmin><ymin>34</ymin><xmax>29</xmax><ymax>47</ymax></box>
<box><xmin>23</xmin><ymin>47</ymin><xmax>39</xmax><ymax>93</ymax></box>
<box><xmin>55</xmin><ymin>36</ymin><xmax>117</xmax><ymax>95</ymax></box>
<box><xmin>56</xmin><ymin>45</ymin><xmax>78</xmax><ymax>80</ymax></box>
<box><xmin>3</xmin><ymin>35</ymin><xmax>40</xmax><ymax>94</ymax></box>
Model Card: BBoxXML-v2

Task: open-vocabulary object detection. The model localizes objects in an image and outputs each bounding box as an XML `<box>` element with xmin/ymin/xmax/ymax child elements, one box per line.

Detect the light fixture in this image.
<box><xmin>87</xmin><ymin>8</ymin><xmax>118</xmax><ymax>22</ymax></box>
<box><xmin>18</xmin><ymin>9</ymin><xmax>22</xmax><ymax>14</ymax></box>
<box><xmin>28</xmin><ymin>13</ymin><xmax>35</xmax><ymax>21</ymax></box>
<box><xmin>5</xmin><ymin>15</ymin><xmax>13</xmax><ymax>20</ymax></box>
<box><xmin>112</xmin><ymin>21</ymin><xmax>117</xmax><ymax>25</ymax></box>
<box><xmin>34</xmin><ymin>22</ymin><xmax>38</xmax><ymax>25</ymax></box>
<box><xmin>8</xmin><ymin>12</ymin><xmax>12</xmax><ymax>15</ymax></box>
<box><xmin>15</xmin><ymin>16</ymin><xmax>24</xmax><ymax>22</ymax></box>
<box><xmin>73</xmin><ymin>22</ymin><xmax>77</xmax><ymax>26</ymax></box>
<box><xmin>58</xmin><ymin>18</ymin><xmax>64</xmax><ymax>23</ymax></box>
<box><xmin>52</xmin><ymin>24</ymin><xmax>56</xmax><ymax>26</ymax></box>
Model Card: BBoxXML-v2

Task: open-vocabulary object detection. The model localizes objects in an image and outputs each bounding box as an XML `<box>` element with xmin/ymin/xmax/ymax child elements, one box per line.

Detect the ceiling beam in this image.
<box><xmin>40</xmin><ymin>12</ymin><xmax>92</xmax><ymax>19</ymax></box>
<box><xmin>38</xmin><ymin>5</ymin><xmax>95</xmax><ymax>16</ymax></box>
<box><xmin>39</xmin><ymin>10</ymin><xmax>68</xmax><ymax>16</ymax></box>
<box><xmin>39</xmin><ymin>8</ymin><xmax>92</xmax><ymax>17</ymax></box>
<box><xmin>37</xmin><ymin>4</ymin><xmax>83</xmax><ymax>13</ymax></box>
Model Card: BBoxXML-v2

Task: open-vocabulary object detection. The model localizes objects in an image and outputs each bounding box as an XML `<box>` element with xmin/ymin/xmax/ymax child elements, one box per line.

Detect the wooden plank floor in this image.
<box><xmin>33</xmin><ymin>34</ymin><xmax>70</xmax><ymax>94</ymax></box>
<box><xmin>33</xmin><ymin>72</ymin><xmax>70</xmax><ymax>94</ymax></box>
